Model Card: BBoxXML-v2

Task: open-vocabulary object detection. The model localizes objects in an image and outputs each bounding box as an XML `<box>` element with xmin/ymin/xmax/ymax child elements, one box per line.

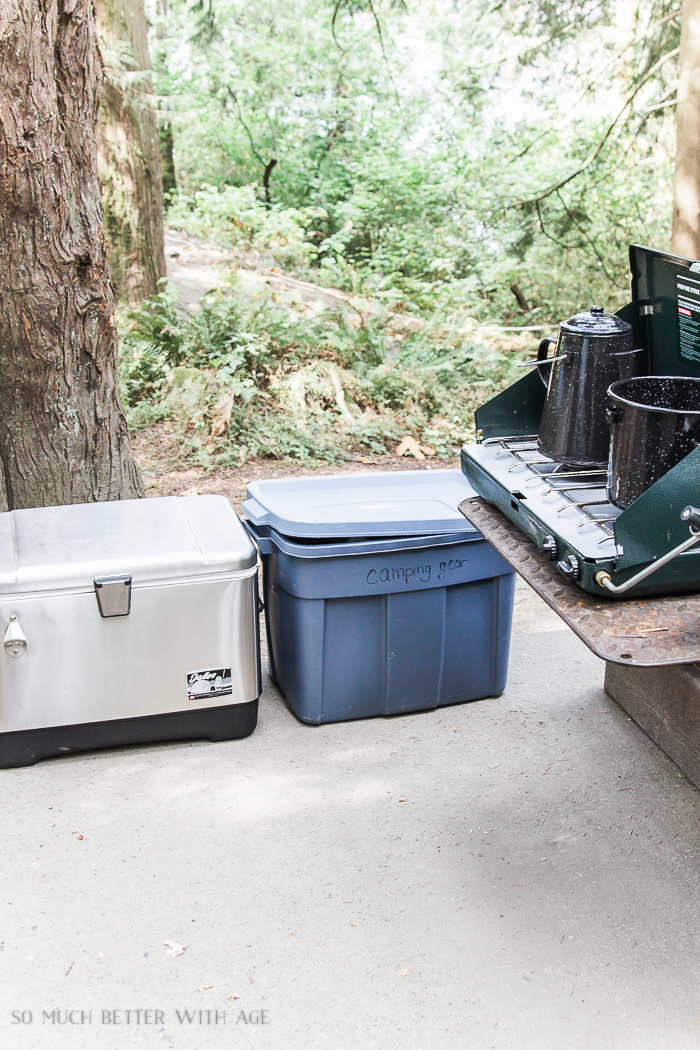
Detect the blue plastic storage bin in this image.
<box><xmin>242</xmin><ymin>475</ymin><xmax>516</xmax><ymax>723</ymax></box>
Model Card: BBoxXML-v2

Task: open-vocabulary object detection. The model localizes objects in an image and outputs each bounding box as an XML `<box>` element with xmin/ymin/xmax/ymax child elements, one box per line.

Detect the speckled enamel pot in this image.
<box><xmin>607</xmin><ymin>375</ymin><xmax>700</xmax><ymax>509</ymax></box>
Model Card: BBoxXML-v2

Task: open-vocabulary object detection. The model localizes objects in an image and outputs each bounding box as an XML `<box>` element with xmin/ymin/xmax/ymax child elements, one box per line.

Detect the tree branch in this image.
<box><xmin>509</xmin><ymin>282</ymin><xmax>530</xmax><ymax>311</ymax></box>
<box><xmin>366</xmin><ymin>0</ymin><xmax>405</xmax><ymax>122</ymax></box>
<box><xmin>331</xmin><ymin>0</ymin><xmax>344</xmax><ymax>50</ymax></box>
<box><xmin>490</xmin><ymin>9</ymin><xmax>681</xmax><ymax>176</ymax></box>
<box><xmin>330</xmin><ymin>0</ymin><xmax>406</xmax><ymax>124</ymax></box>
<box><xmin>263</xmin><ymin>157</ymin><xmax>277</xmax><ymax>207</ymax></box>
<box><xmin>519</xmin><ymin>46</ymin><xmax>680</xmax><ymax>207</ymax></box>
<box><xmin>226</xmin><ymin>85</ymin><xmax>266</xmax><ymax>169</ymax></box>
<box><xmin>553</xmin><ymin>190</ymin><xmax>618</xmax><ymax>283</ymax></box>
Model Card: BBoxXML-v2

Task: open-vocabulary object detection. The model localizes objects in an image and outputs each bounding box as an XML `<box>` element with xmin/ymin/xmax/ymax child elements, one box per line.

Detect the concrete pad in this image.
<box><xmin>2</xmin><ymin>598</ymin><xmax>700</xmax><ymax>1049</ymax></box>
<box><xmin>512</xmin><ymin>576</ymin><xmax>566</xmax><ymax>634</ymax></box>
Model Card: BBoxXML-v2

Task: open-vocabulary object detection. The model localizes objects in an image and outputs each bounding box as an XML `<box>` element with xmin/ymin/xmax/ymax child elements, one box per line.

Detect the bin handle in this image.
<box><xmin>240</xmin><ymin>497</ymin><xmax>269</xmax><ymax>526</ymax></box>
<box><xmin>242</xmin><ymin>519</ymin><xmax>274</xmax><ymax>555</ymax></box>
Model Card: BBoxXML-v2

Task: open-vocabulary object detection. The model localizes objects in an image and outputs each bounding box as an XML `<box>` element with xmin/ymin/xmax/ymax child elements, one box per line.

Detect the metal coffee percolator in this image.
<box><xmin>535</xmin><ymin>305</ymin><xmax>642</xmax><ymax>469</ymax></box>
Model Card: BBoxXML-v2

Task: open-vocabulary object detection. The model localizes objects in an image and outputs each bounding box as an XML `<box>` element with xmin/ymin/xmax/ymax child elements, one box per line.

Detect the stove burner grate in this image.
<box><xmin>481</xmin><ymin>435</ymin><xmax>622</xmax><ymax>549</ymax></box>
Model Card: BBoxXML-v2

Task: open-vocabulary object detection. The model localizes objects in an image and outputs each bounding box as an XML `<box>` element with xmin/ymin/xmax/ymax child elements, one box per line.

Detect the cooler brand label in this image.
<box><xmin>677</xmin><ymin>275</ymin><xmax>700</xmax><ymax>362</ymax></box>
<box><xmin>187</xmin><ymin>668</ymin><xmax>232</xmax><ymax>701</ymax></box>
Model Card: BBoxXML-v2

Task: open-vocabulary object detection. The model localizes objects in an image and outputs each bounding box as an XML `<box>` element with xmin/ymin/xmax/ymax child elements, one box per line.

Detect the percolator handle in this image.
<box><xmin>536</xmin><ymin>338</ymin><xmax>556</xmax><ymax>388</ymax></box>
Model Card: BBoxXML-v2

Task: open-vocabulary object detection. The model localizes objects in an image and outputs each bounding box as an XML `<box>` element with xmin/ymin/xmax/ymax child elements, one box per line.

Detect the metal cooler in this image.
<box><xmin>0</xmin><ymin>495</ymin><xmax>261</xmax><ymax>768</ymax></box>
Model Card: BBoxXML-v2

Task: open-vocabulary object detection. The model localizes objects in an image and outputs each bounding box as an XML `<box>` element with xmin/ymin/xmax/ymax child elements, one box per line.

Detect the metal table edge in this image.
<box><xmin>459</xmin><ymin>497</ymin><xmax>700</xmax><ymax>668</ymax></box>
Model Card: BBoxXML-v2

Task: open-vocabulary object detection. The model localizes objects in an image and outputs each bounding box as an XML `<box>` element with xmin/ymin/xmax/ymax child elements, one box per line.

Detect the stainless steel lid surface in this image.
<box><xmin>0</xmin><ymin>495</ymin><xmax>256</xmax><ymax>595</ymax></box>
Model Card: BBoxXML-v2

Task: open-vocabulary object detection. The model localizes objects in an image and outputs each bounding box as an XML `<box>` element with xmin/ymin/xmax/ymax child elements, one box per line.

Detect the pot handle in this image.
<box><xmin>536</xmin><ymin>338</ymin><xmax>556</xmax><ymax>388</ymax></box>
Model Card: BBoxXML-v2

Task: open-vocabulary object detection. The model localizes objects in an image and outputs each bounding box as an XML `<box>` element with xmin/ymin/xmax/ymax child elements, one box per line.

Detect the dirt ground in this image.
<box><xmin>133</xmin><ymin>228</ymin><xmax>462</xmax><ymax>501</ymax></box>
<box><xmin>132</xmin><ymin>422</ymin><xmax>460</xmax><ymax>507</ymax></box>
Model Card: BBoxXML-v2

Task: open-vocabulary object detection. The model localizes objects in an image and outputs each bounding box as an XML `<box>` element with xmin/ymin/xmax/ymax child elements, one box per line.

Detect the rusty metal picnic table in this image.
<box><xmin>459</xmin><ymin>497</ymin><xmax>700</xmax><ymax>785</ymax></box>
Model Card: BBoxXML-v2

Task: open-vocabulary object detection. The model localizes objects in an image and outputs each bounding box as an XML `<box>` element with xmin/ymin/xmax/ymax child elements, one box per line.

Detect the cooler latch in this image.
<box><xmin>4</xmin><ymin>615</ymin><xmax>27</xmax><ymax>658</ymax></box>
<box><xmin>94</xmin><ymin>575</ymin><xmax>132</xmax><ymax>617</ymax></box>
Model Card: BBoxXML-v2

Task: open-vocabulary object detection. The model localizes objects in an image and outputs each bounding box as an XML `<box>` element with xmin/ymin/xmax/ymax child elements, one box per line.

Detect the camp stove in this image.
<box><xmin>462</xmin><ymin>243</ymin><xmax>700</xmax><ymax>599</ymax></box>
<box><xmin>466</xmin><ymin>435</ymin><xmax>619</xmax><ymax>555</ymax></box>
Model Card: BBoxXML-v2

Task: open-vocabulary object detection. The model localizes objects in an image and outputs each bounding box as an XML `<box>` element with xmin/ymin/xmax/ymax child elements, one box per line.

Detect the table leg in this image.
<box><xmin>605</xmin><ymin>661</ymin><xmax>700</xmax><ymax>788</ymax></box>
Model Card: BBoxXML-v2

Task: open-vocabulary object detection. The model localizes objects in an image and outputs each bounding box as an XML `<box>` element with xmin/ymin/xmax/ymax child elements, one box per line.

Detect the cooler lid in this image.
<box><xmin>0</xmin><ymin>495</ymin><xmax>256</xmax><ymax>595</ymax></box>
<box><xmin>241</xmin><ymin>469</ymin><xmax>480</xmax><ymax>538</ymax></box>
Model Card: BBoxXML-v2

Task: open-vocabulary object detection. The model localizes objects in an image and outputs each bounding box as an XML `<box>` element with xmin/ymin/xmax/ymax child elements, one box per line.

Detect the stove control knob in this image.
<box><xmin>539</xmin><ymin>534</ymin><xmax>558</xmax><ymax>561</ymax></box>
<box><xmin>681</xmin><ymin>505</ymin><xmax>700</xmax><ymax>532</ymax></box>
<box><xmin>556</xmin><ymin>555</ymin><xmax>581</xmax><ymax>581</ymax></box>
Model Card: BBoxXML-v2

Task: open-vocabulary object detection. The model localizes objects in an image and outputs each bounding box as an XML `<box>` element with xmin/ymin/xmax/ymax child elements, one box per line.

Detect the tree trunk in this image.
<box><xmin>155</xmin><ymin>0</ymin><xmax>176</xmax><ymax>199</ymax></box>
<box><xmin>159</xmin><ymin>122</ymin><xmax>177</xmax><ymax>200</ymax></box>
<box><xmin>0</xmin><ymin>0</ymin><xmax>144</xmax><ymax>511</ymax></box>
<box><xmin>672</xmin><ymin>0</ymin><xmax>700</xmax><ymax>259</ymax></box>
<box><xmin>97</xmin><ymin>0</ymin><xmax>166</xmax><ymax>304</ymax></box>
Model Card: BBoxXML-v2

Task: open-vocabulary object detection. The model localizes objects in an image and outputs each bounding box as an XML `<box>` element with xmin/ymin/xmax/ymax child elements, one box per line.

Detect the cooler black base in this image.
<box><xmin>0</xmin><ymin>699</ymin><xmax>259</xmax><ymax>769</ymax></box>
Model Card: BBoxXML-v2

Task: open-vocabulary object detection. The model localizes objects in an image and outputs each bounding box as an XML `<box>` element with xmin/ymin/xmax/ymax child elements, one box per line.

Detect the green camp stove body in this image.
<box><xmin>461</xmin><ymin>244</ymin><xmax>700</xmax><ymax>599</ymax></box>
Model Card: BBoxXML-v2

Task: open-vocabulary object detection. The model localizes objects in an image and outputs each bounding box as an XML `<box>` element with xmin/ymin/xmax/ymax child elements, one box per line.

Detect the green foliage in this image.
<box><xmin>118</xmin><ymin>281</ymin><xmax>524</xmax><ymax>462</ymax></box>
<box><xmin>150</xmin><ymin>0</ymin><xmax>677</xmax><ymax>314</ymax></box>
<box><xmin>166</xmin><ymin>185</ymin><xmax>320</xmax><ymax>271</ymax></box>
<box><xmin>131</xmin><ymin>0</ymin><xmax>682</xmax><ymax>463</ymax></box>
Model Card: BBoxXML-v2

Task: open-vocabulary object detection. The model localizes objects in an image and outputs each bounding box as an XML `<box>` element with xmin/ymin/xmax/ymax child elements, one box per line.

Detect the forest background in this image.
<box><xmin>114</xmin><ymin>0</ymin><xmax>683</xmax><ymax>467</ymax></box>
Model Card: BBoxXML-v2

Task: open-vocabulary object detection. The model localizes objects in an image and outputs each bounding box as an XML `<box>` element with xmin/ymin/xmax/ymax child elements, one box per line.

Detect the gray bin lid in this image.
<box><xmin>0</xmin><ymin>495</ymin><xmax>256</xmax><ymax>595</ymax></box>
<box><xmin>242</xmin><ymin>469</ymin><xmax>480</xmax><ymax>538</ymax></box>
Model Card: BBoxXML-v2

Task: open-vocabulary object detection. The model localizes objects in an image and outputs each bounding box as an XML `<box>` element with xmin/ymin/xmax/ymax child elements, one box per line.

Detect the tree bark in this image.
<box><xmin>155</xmin><ymin>0</ymin><xmax>176</xmax><ymax>199</ymax></box>
<box><xmin>672</xmin><ymin>0</ymin><xmax>700</xmax><ymax>259</ymax></box>
<box><xmin>159</xmin><ymin>122</ymin><xmax>177</xmax><ymax>199</ymax></box>
<box><xmin>97</xmin><ymin>0</ymin><xmax>166</xmax><ymax>304</ymax></box>
<box><xmin>0</xmin><ymin>0</ymin><xmax>144</xmax><ymax>511</ymax></box>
